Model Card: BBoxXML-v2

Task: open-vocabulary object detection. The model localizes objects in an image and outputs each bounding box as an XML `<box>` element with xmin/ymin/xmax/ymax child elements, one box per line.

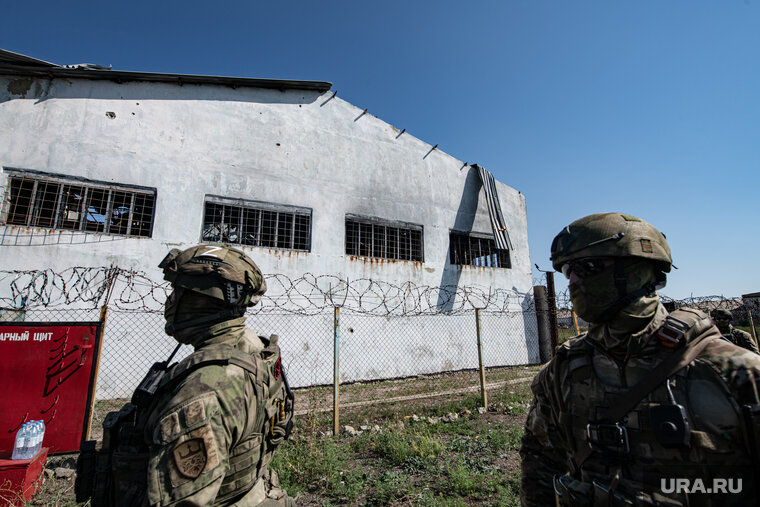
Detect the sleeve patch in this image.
<box><xmin>173</xmin><ymin>438</ymin><xmax>207</xmax><ymax>479</ymax></box>
<box><xmin>183</xmin><ymin>399</ymin><xmax>206</xmax><ymax>426</ymax></box>
<box><xmin>169</xmin><ymin>423</ymin><xmax>221</xmax><ymax>487</ymax></box>
<box><xmin>160</xmin><ymin>412</ymin><xmax>181</xmax><ymax>441</ymax></box>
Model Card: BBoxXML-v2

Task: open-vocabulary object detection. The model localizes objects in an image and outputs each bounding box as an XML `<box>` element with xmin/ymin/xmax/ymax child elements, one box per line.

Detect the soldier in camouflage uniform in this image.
<box><xmin>711</xmin><ymin>308</ymin><xmax>759</xmax><ymax>354</ymax></box>
<box><xmin>520</xmin><ymin>213</ymin><xmax>760</xmax><ymax>506</ymax></box>
<box><xmin>77</xmin><ymin>245</ymin><xmax>295</xmax><ymax>506</ymax></box>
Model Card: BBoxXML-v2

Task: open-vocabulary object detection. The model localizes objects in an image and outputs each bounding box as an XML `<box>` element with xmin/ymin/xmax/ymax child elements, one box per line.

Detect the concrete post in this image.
<box><xmin>534</xmin><ymin>286</ymin><xmax>553</xmax><ymax>362</ymax></box>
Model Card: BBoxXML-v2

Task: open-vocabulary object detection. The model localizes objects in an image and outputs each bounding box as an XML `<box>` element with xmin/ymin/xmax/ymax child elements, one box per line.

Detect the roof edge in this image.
<box><xmin>0</xmin><ymin>49</ymin><xmax>58</xmax><ymax>67</ymax></box>
<box><xmin>0</xmin><ymin>49</ymin><xmax>332</xmax><ymax>93</ymax></box>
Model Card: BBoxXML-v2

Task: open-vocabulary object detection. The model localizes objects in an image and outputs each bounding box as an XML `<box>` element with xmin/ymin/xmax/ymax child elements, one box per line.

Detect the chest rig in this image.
<box><xmin>553</xmin><ymin>308</ymin><xmax>750</xmax><ymax>506</ymax></box>
<box><xmin>76</xmin><ymin>335</ymin><xmax>294</xmax><ymax>507</ymax></box>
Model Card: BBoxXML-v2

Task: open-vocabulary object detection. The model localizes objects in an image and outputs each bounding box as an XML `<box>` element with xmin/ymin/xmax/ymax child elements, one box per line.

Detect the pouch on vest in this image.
<box><xmin>263</xmin><ymin>335</ymin><xmax>295</xmax><ymax>448</ymax></box>
<box><xmin>553</xmin><ymin>474</ymin><xmax>593</xmax><ymax>506</ymax></box>
<box><xmin>742</xmin><ymin>404</ymin><xmax>760</xmax><ymax>487</ymax></box>
<box><xmin>650</xmin><ymin>377</ymin><xmax>690</xmax><ymax>448</ymax></box>
<box><xmin>75</xmin><ymin>402</ymin><xmax>148</xmax><ymax>506</ymax></box>
<box><xmin>74</xmin><ymin>439</ymin><xmax>98</xmax><ymax>503</ymax></box>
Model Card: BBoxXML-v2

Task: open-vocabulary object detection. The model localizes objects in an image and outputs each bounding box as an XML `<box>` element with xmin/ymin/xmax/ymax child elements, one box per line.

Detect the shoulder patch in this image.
<box><xmin>173</xmin><ymin>438</ymin><xmax>207</xmax><ymax>479</ymax></box>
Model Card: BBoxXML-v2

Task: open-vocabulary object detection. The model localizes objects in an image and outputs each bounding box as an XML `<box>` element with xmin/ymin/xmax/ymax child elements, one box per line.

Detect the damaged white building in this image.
<box><xmin>0</xmin><ymin>49</ymin><xmax>538</xmax><ymax>397</ymax></box>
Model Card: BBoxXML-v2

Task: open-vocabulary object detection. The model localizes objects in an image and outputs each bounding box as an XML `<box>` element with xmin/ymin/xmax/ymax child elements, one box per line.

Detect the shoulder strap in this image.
<box><xmin>570</xmin><ymin>313</ymin><xmax>721</xmax><ymax>472</ymax></box>
<box><xmin>159</xmin><ymin>345</ymin><xmax>262</xmax><ymax>390</ymax></box>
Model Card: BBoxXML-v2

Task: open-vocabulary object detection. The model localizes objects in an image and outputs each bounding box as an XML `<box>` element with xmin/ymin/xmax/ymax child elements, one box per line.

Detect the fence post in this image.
<box><xmin>86</xmin><ymin>266</ymin><xmax>119</xmax><ymax>439</ymax></box>
<box><xmin>572</xmin><ymin>311</ymin><xmax>581</xmax><ymax>335</ymax></box>
<box><xmin>533</xmin><ymin>286</ymin><xmax>553</xmax><ymax>362</ymax></box>
<box><xmin>475</xmin><ymin>308</ymin><xmax>487</xmax><ymax>409</ymax></box>
<box><xmin>747</xmin><ymin>307</ymin><xmax>759</xmax><ymax>349</ymax></box>
<box><xmin>545</xmin><ymin>271</ymin><xmax>559</xmax><ymax>351</ymax></box>
<box><xmin>333</xmin><ymin>306</ymin><xmax>340</xmax><ymax>436</ymax></box>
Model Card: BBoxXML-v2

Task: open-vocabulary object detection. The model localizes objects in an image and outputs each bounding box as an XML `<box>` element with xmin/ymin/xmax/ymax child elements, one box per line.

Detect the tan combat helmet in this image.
<box><xmin>550</xmin><ymin>213</ymin><xmax>672</xmax><ymax>318</ymax></box>
<box><xmin>159</xmin><ymin>245</ymin><xmax>267</xmax><ymax>334</ymax></box>
<box><xmin>710</xmin><ymin>308</ymin><xmax>733</xmax><ymax>320</ymax></box>
<box><xmin>550</xmin><ymin>212</ymin><xmax>672</xmax><ymax>273</ymax></box>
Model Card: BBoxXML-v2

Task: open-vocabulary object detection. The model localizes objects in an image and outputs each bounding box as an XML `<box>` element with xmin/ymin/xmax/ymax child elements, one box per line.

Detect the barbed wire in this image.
<box><xmin>0</xmin><ymin>267</ymin><xmax>537</xmax><ymax>316</ymax></box>
<box><xmin>4</xmin><ymin>267</ymin><xmax>754</xmax><ymax>318</ymax></box>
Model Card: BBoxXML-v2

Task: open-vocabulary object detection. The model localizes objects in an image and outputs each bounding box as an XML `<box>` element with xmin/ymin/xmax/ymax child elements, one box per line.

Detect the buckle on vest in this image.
<box><xmin>657</xmin><ymin>316</ymin><xmax>689</xmax><ymax>348</ymax></box>
<box><xmin>586</xmin><ymin>423</ymin><xmax>630</xmax><ymax>454</ymax></box>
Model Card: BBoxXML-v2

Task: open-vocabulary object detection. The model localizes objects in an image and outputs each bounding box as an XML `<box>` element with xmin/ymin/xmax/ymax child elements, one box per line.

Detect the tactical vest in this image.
<box><xmin>76</xmin><ymin>335</ymin><xmax>294</xmax><ymax>507</ymax></box>
<box><xmin>554</xmin><ymin>309</ymin><xmax>757</xmax><ymax>507</ymax></box>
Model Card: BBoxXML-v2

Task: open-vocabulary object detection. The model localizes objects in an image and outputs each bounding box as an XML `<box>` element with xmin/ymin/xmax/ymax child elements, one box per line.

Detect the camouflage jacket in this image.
<box><xmin>723</xmin><ymin>324</ymin><xmax>760</xmax><ymax>354</ymax></box>
<box><xmin>520</xmin><ymin>304</ymin><xmax>760</xmax><ymax>507</ymax></box>
<box><xmin>135</xmin><ymin>323</ymin><xmax>293</xmax><ymax>506</ymax></box>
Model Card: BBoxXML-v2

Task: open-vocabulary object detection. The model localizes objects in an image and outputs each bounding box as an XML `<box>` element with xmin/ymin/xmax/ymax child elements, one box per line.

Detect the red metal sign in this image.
<box><xmin>0</xmin><ymin>322</ymin><xmax>102</xmax><ymax>454</ymax></box>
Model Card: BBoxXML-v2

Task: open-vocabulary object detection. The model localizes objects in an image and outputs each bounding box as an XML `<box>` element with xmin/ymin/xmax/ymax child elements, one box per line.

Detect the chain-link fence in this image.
<box><xmin>0</xmin><ymin>267</ymin><xmax>543</xmax><ymax>433</ymax></box>
<box><xmin>6</xmin><ymin>266</ymin><xmax>753</xmax><ymax>434</ymax></box>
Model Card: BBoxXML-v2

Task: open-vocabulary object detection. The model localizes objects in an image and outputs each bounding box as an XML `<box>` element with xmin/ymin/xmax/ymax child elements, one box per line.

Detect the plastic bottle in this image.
<box><xmin>33</xmin><ymin>420</ymin><xmax>45</xmax><ymax>457</ymax></box>
<box><xmin>38</xmin><ymin>420</ymin><xmax>45</xmax><ymax>456</ymax></box>
<box><xmin>11</xmin><ymin>423</ymin><xmax>28</xmax><ymax>460</ymax></box>
<box><xmin>28</xmin><ymin>422</ymin><xmax>39</xmax><ymax>458</ymax></box>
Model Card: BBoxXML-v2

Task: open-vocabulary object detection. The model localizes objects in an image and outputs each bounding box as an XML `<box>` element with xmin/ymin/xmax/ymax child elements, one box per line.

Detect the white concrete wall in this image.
<box><xmin>0</xmin><ymin>74</ymin><xmax>537</xmax><ymax>395</ymax></box>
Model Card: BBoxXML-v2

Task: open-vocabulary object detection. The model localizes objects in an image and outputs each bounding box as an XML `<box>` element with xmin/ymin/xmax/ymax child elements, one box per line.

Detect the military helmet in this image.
<box><xmin>710</xmin><ymin>308</ymin><xmax>733</xmax><ymax>320</ymax></box>
<box><xmin>159</xmin><ymin>244</ymin><xmax>266</xmax><ymax>307</ymax></box>
<box><xmin>550</xmin><ymin>213</ymin><xmax>672</xmax><ymax>273</ymax></box>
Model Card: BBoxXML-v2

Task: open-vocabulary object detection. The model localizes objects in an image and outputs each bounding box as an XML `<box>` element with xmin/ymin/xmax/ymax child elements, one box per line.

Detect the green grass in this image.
<box><xmin>270</xmin><ymin>379</ymin><xmax>532</xmax><ymax>505</ymax></box>
<box><xmin>46</xmin><ymin>366</ymin><xmax>539</xmax><ymax>506</ymax></box>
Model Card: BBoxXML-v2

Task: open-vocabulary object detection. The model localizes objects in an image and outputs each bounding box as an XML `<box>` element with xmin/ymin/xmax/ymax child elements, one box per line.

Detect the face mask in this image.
<box><xmin>714</xmin><ymin>320</ymin><xmax>730</xmax><ymax>333</ymax></box>
<box><xmin>569</xmin><ymin>259</ymin><xmax>657</xmax><ymax>324</ymax></box>
<box><xmin>164</xmin><ymin>287</ymin><xmax>184</xmax><ymax>335</ymax></box>
<box><xmin>569</xmin><ymin>269</ymin><xmax>620</xmax><ymax>323</ymax></box>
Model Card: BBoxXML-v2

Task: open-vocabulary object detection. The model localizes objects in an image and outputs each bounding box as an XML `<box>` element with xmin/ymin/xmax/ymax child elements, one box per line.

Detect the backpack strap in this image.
<box><xmin>569</xmin><ymin>308</ymin><xmax>721</xmax><ymax>473</ymax></box>
<box><xmin>159</xmin><ymin>345</ymin><xmax>263</xmax><ymax>391</ymax></box>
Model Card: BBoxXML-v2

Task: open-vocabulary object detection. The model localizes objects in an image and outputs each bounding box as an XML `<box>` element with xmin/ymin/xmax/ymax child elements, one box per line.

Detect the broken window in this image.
<box><xmin>449</xmin><ymin>232</ymin><xmax>511</xmax><ymax>268</ymax></box>
<box><xmin>2</xmin><ymin>170</ymin><xmax>156</xmax><ymax>237</ymax></box>
<box><xmin>345</xmin><ymin>215</ymin><xmax>424</xmax><ymax>262</ymax></box>
<box><xmin>202</xmin><ymin>196</ymin><xmax>311</xmax><ymax>251</ymax></box>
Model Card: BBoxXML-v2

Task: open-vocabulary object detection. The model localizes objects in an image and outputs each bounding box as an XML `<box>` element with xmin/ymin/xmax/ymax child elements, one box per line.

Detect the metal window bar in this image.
<box><xmin>203</xmin><ymin>201</ymin><xmax>309</xmax><ymax>251</ymax></box>
<box><xmin>3</xmin><ymin>174</ymin><xmax>154</xmax><ymax>237</ymax></box>
<box><xmin>27</xmin><ymin>179</ymin><xmax>39</xmax><ymax>227</ymax></box>
<box><xmin>104</xmin><ymin>189</ymin><xmax>113</xmax><ymax>234</ymax></box>
<box><xmin>52</xmin><ymin>183</ymin><xmax>64</xmax><ymax>230</ymax></box>
<box><xmin>79</xmin><ymin>187</ymin><xmax>88</xmax><ymax>231</ymax></box>
<box><xmin>126</xmin><ymin>192</ymin><xmax>135</xmax><ymax>236</ymax></box>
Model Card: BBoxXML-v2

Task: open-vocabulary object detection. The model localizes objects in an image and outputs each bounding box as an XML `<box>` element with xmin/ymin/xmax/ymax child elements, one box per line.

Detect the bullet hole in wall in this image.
<box><xmin>105</xmin><ymin>112</ymin><xmax>116</xmax><ymax>119</ymax></box>
<box><xmin>348</xmin><ymin>328</ymin><xmax>354</xmax><ymax>333</ymax></box>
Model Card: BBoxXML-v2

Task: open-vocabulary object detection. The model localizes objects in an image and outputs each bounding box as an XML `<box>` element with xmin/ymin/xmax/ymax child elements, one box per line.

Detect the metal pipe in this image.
<box><xmin>333</xmin><ymin>306</ymin><xmax>340</xmax><ymax>436</ymax></box>
<box><xmin>475</xmin><ymin>308</ymin><xmax>487</xmax><ymax>409</ymax></box>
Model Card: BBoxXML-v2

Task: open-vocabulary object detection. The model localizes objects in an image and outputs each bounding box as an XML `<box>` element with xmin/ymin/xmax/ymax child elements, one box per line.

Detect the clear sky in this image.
<box><xmin>3</xmin><ymin>1</ymin><xmax>758</xmax><ymax>299</ymax></box>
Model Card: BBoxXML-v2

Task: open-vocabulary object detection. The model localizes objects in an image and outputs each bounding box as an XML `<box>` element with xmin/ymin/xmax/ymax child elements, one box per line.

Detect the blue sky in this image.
<box><xmin>3</xmin><ymin>1</ymin><xmax>758</xmax><ymax>299</ymax></box>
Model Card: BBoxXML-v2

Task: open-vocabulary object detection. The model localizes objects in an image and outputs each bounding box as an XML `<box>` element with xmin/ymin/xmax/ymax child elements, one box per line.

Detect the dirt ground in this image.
<box><xmin>29</xmin><ymin>364</ymin><xmax>540</xmax><ymax>506</ymax></box>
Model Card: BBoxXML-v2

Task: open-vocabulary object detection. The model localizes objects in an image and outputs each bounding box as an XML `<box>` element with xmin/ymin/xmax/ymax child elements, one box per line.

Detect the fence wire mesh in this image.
<box><xmin>3</xmin><ymin>266</ymin><xmax>756</xmax><ymax>433</ymax></box>
<box><xmin>0</xmin><ymin>267</ymin><xmax>541</xmax><ymax>411</ymax></box>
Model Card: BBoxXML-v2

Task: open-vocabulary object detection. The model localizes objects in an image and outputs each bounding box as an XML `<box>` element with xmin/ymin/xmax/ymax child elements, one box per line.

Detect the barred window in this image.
<box><xmin>202</xmin><ymin>196</ymin><xmax>311</xmax><ymax>251</ymax></box>
<box><xmin>345</xmin><ymin>215</ymin><xmax>423</xmax><ymax>262</ymax></box>
<box><xmin>449</xmin><ymin>232</ymin><xmax>511</xmax><ymax>268</ymax></box>
<box><xmin>2</xmin><ymin>169</ymin><xmax>156</xmax><ymax>237</ymax></box>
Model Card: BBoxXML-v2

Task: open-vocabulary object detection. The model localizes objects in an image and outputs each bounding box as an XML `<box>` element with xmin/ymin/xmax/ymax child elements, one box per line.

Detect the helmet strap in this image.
<box><xmin>613</xmin><ymin>259</ymin><xmax>628</xmax><ymax>300</ymax></box>
<box><xmin>597</xmin><ymin>259</ymin><xmax>659</xmax><ymax>321</ymax></box>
